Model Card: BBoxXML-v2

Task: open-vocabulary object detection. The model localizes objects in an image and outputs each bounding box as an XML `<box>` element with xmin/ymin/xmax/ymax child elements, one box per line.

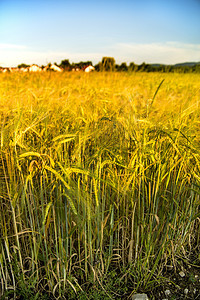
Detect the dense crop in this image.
<box><xmin>0</xmin><ymin>72</ymin><xmax>200</xmax><ymax>299</ymax></box>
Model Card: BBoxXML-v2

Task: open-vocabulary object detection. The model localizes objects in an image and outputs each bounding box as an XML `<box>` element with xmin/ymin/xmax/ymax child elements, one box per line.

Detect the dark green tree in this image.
<box><xmin>137</xmin><ymin>62</ymin><xmax>147</xmax><ymax>72</ymax></box>
<box><xmin>94</xmin><ymin>63</ymin><xmax>101</xmax><ymax>72</ymax></box>
<box><xmin>101</xmin><ymin>57</ymin><xmax>115</xmax><ymax>71</ymax></box>
<box><xmin>76</xmin><ymin>61</ymin><xmax>93</xmax><ymax>69</ymax></box>
<box><xmin>193</xmin><ymin>64</ymin><xmax>200</xmax><ymax>73</ymax></box>
<box><xmin>17</xmin><ymin>63</ymin><xmax>30</xmax><ymax>68</ymax></box>
<box><xmin>118</xmin><ymin>62</ymin><xmax>128</xmax><ymax>72</ymax></box>
<box><xmin>60</xmin><ymin>59</ymin><xmax>71</xmax><ymax>71</ymax></box>
<box><xmin>129</xmin><ymin>62</ymin><xmax>138</xmax><ymax>72</ymax></box>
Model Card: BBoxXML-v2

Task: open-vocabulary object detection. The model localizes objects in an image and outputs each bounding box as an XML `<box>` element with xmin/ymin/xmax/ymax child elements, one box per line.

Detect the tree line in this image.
<box><xmin>17</xmin><ymin>57</ymin><xmax>200</xmax><ymax>73</ymax></box>
<box><xmin>94</xmin><ymin>57</ymin><xmax>200</xmax><ymax>73</ymax></box>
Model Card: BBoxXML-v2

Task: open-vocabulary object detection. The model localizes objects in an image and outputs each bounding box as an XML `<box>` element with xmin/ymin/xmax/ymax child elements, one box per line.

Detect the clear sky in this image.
<box><xmin>0</xmin><ymin>0</ymin><xmax>200</xmax><ymax>67</ymax></box>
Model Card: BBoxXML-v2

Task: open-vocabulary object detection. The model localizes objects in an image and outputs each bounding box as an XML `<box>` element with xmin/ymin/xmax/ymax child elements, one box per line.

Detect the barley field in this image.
<box><xmin>0</xmin><ymin>71</ymin><xmax>200</xmax><ymax>299</ymax></box>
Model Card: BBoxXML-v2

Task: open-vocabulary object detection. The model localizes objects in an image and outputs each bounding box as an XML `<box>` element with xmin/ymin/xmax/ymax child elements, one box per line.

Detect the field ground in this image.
<box><xmin>0</xmin><ymin>72</ymin><xmax>200</xmax><ymax>299</ymax></box>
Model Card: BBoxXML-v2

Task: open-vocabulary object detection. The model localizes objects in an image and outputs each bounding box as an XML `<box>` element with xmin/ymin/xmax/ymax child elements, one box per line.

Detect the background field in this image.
<box><xmin>0</xmin><ymin>72</ymin><xmax>200</xmax><ymax>299</ymax></box>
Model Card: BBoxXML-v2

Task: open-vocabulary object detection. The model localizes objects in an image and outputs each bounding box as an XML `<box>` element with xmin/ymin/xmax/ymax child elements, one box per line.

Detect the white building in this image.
<box><xmin>85</xmin><ymin>65</ymin><xmax>95</xmax><ymax>73</ymax></box>
<box><xmin>43</xmin><ymin>64</ymin><xmax>63</xmax><ymax>72</ymax></box>
<box><xmin>29</xmin><ymin>65</ymin><xmax>42</xmax><ymax>72</ymax></box>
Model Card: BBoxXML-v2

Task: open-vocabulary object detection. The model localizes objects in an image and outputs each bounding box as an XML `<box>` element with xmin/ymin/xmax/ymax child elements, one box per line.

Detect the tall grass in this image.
<box><xmin>0</xmin><ymin>71</ymin><xmax>200</xmax><ymax>299</ymax></box>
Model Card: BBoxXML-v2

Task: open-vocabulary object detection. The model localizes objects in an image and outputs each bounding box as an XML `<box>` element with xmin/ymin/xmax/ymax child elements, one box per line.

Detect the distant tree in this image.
<box><xmin>71</xmin><ymin>62</ymin><xmax>77</xmax><ymax>70</ymax></box>
<box><xmin>101</xmin><ymin>57</ymin><xmax>115</xmax><ymax>71</ymax></box>
<box><xmin>129</xmin><ymin>62</ymin><xmax>138</xmax><ymax>72</ymax></box>
<box><xmin>164</xmin><ymin>65</ymin><xmax>172</xmax><ymax>72</ymax></box>
<box><xmin>143</xmin><ymin>64</ymin><xmax>151</xmax><ymax>72</ymax></box>
<box><xmin>60</xmin><ymin>59</ymin><xmax>71</xmax><ymax>71</ymax></box>
<box><xmin>115</xmin><ymin>64</ymin><xmax>120</xmax><ymax>71</ymax></box>
<box><xmin>157</xmin><ymin>65</ymin><xmax>165</xmax><ymax>72</ymax></box>
<box><xmin>94</xmin><ymin>63</ymin><xmax>101</xmax><ymax>72</ymax></box>
<box><xmin>77</xmin><ymin>61</ymin><xmax>93</xmax><ymax>69</ymax></box>
<box><xmin>76</xmin><ymin>61</ymin><xmax>83</xmax><ymax>69</ymax></box>
<box><xmin>137</xmin><ymin>62</ymin><xmax>147</xmax><ymax>72</ymax></box>
<box><xmin>118</xmin><ymin>62</ymin><xmax>128</xmax><ymax>72</ymax></box>
<box><xmin>193</xmin><ymin>64</ymin><xmax>200</xmax><ymax>73</ymax></box>
<box><xmin>83</xmin><ymin>61</ymin><xmax>93</xmax><ymax>67</ymax></box>
<box><xmin>17</xmin><ymin>63</ymin><xmax>30</xmax><ymax>68</ymax></box>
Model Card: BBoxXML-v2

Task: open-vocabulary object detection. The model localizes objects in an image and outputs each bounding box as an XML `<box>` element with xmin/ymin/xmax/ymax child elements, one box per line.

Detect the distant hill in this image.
<box><xmin>134</xmin><ymin>61</ymin><xmax>200</xmax><ymax>73</ymax></box>
<box><xmin>150</xmin><ymin>62</ymin><xmax>200</xmax><ymax>67</ymax></box>
<box><xmin>174</xmin><ymin>62</ymin><xmax>200</xmax><ymax>67</ymax></box>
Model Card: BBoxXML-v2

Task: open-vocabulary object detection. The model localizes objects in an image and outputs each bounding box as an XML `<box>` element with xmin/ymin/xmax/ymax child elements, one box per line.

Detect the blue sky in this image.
<box><xmin>0</xmin><ymin>0</ymin><xmax>200</xmax><ymax>67</ymax></box>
